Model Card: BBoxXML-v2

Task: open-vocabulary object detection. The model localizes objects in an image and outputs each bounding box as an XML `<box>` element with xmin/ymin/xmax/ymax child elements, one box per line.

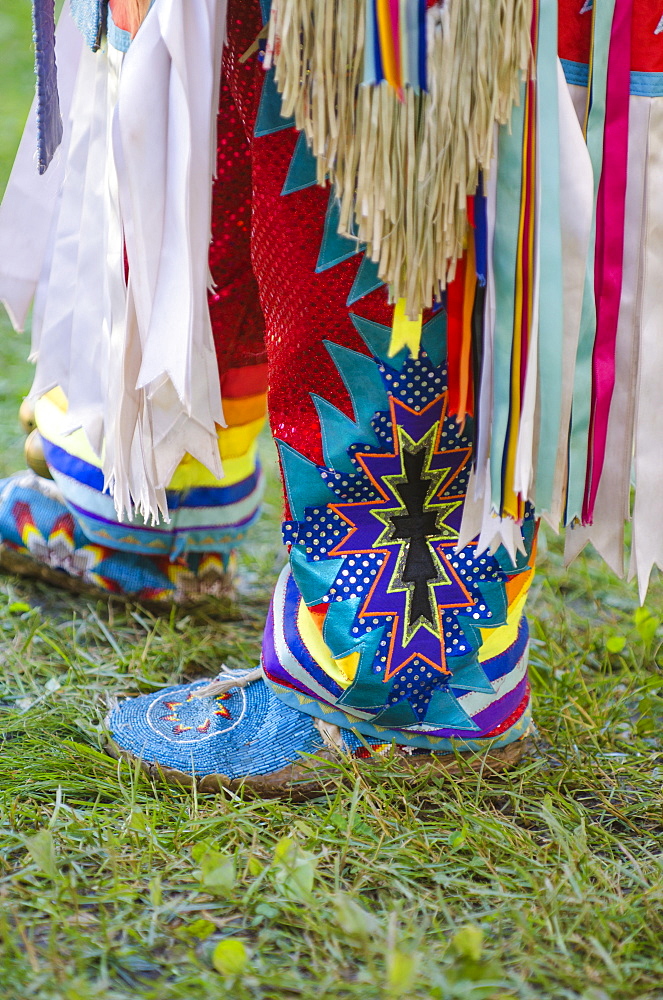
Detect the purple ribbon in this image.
<box><xmin>32</xmin><ymin>0</ymin><xmax>63</xmax><ymax>174</ymax></box>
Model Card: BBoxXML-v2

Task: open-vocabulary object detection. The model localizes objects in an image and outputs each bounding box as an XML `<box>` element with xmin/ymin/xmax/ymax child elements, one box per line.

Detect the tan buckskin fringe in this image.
<box><xmin>264</xmin><ymin>0</ymin><xmax>532</xmax><ymax>318</ymax></box>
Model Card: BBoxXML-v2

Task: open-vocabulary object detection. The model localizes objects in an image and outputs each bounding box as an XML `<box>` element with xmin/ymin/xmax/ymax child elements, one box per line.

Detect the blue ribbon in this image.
<box><xmin>474</xmin><ymin>173</ymin><xmax>488</xmax><ymax>287</ymax></box>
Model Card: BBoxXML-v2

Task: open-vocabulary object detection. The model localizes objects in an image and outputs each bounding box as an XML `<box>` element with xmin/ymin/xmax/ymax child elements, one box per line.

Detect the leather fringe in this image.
<box><xmin>265</xmin><ymin>0</ymin><xmax>532</xmax><ymax>318</ymax></box>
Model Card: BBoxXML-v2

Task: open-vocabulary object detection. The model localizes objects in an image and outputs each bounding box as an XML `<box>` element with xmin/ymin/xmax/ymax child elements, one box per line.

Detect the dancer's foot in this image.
<box><xmin>0</xmin><ymin>472</ymin><xmax>236</xmax><ymax>607</ymax></box>
<box><xmin>2</xmin><ymin>384</ymin><xmax>266</xmax><ymax>608</ymax></box>
<box><xmin>106</xmin><ymin>672</ymin><xmax>534</xmax><ymax>800</ymax></box>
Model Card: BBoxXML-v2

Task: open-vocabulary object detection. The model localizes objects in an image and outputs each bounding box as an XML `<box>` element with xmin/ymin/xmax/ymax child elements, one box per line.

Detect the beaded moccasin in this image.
<box><xmin>106</xmin><ymin>670</ymin><xmax>534</xmax><ymax>800</ymax></box>
<box><xmin>0</xmin><ymin>472</ymin><xmax>237</xmax><ymax>608</ymax></box>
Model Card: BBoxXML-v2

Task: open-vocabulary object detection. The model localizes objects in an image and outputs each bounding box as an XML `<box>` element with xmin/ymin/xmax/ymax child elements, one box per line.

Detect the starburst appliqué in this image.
<box><xmin>329</xmin><ymin>394</ymin><xmax>475</xmax><ymax>680</ymax></box>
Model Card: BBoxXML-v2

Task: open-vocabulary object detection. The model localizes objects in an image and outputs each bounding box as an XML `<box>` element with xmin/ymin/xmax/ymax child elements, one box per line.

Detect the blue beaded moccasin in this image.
<box><xmin>106</xmin><ymin>671</ymin><xmax>534</xmax><ymax>799</ymax></box>
<box><xmin>0</xmin><ymin>472</ymin><xmax>237</xmax><ymax>609</ymax></box>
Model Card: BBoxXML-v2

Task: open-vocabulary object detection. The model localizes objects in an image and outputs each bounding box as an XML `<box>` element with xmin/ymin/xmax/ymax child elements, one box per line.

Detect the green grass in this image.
<box><xmin>0</xmin><ymin>1</ymin><xmax>39</xmax><ymax>475</ymax></box>
<box><xmin>1</xmin><ymin>7</ymin><xmax>662</xmax><ymax>1000</ymax></box>
<box><xmin>0</xmin><ymin>539</ymin><xmax>662</xmax><ymax>1000</ymax></box>
<box><xmin>0</xmin><ymin>2</ymin><xmax>34</xmax><ymax>197</ymax></box>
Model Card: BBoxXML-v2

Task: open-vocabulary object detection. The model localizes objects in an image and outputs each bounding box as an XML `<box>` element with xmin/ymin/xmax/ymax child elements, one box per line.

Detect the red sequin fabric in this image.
<box><xmin>208</xmin><ymin>6</ymin><xmax>266</xmax><ymax>381</ymax></box>
<box><xmin>215</xmin><ymin>0</ymin><xmax>398</xmax><ymax>464</ymax></box>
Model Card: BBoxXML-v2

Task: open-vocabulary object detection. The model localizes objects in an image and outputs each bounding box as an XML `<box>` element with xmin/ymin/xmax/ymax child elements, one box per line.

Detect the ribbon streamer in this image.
<box><xmin>489</xmin><ymin>85</ymin><xmax>527</xmax><ymax>516</ymax></box>
<box><xmin>630</xmin><ymin>99</ymin><xmax>663</xmax><ymax>600</ymax></box>
<box><xmin>582</xmin><ymin>0</ymin><xmax>633</xmax><ymax>523</ymax></box>
<box><xmin>32</xmin><ymin>0</ymin><xmax>63</xmax><ymax>173</ymax></box>
<box><xmin>530</xmin><ymin>0</ymin><xmax>564</xmax><ymax>513</ymax></box>
<box><xmin>364</xmin><ymin>0</ymin><xmax>427</xmax><ymax>93</ymax></box>
<box><xmin>565</xmin><ymin>0</ymin><xmax>616</xmax><ymax>522</ymax></box>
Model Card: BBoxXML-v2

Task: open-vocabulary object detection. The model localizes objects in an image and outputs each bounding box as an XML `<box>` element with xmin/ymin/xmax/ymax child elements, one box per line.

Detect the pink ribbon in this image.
<box><xmin>583</xmin><ymin>0</ymin><xmax>633</xmax><ymax>522</ymax></box>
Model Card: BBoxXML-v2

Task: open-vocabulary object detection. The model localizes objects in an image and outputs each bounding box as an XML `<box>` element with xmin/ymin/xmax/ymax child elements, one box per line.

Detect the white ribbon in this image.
<box><xmin>547</xmin><ymin>63</ymin><xmax>594</xmax><ymax>531</ymax></box>
<box><xmin>107</xmin><ymin>0</ymin><xmax>227</xmax><ymax>520</ymax></box>
<box><xmin>566</xmin><ymin>95</ymin><xmax>650</xmax><ymax>576</ymax></box>
<box><xmin>1</xmin><ymin>0</ymin><xmax>229</xmax><ymax>524</ymax></box>
<box><xmin>629</xmin><ymin>98</ymin><xmax>663</xmax><ymax>601</ymax></box>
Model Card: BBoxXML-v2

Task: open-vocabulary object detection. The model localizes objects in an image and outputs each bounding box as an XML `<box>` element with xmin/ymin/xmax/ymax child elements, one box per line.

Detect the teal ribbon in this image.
<box><xmin>490</xmin><ymin>86</ymin><xmax>527</xmax><ymax>511</ymax></box>
<box><xmin>565</xmin><ymin>0</ymin><xmax>616</xmax><ymax>522</ymax></box>
<box><xmin>534</xmin><ymin>0</ymin><xmax>564</xmax><ymax>511</ymax></box>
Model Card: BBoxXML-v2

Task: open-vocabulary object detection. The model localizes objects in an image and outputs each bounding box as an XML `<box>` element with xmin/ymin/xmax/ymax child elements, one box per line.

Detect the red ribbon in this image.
<box><xmin>446</xmin><ymin>256</ymin><xmax>466</xmax><ymax>418</ymax></box>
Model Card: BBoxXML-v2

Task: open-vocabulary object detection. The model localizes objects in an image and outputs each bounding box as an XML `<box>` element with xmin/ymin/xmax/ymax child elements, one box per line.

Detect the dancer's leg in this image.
<box><xmin>0</xmin><ymin>19</ymin><xmax>267</xmax><ymax>605</ymax></box>
<box><xmin>107</xmin><ymin>0</ymin><xmax>536</xmax><ymax>793</ymax></box>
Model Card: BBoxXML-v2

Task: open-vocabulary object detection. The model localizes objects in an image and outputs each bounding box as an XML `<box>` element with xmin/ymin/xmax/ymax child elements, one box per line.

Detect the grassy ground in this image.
<box><xmin>1</xmin><ymin>7</ymin><xmax>662</xmax><ymax>1000</ymax></box>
